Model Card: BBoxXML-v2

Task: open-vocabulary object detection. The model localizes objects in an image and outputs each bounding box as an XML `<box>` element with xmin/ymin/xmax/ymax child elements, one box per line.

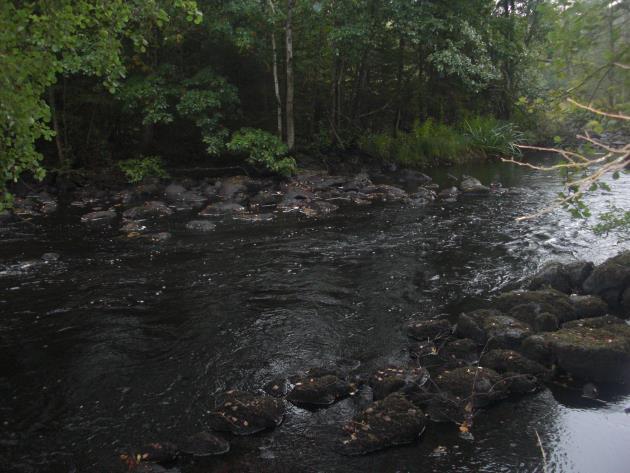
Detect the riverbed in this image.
<box><xmin>1</xmin><ymin>156</ymin><xmax>629</xmax><ymax>472</ymax></box>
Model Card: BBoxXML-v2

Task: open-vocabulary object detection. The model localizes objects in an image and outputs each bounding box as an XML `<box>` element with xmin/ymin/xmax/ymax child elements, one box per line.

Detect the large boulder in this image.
<box><xmin>480</xmin><ymin>349</ymin><xmax>550</xmax><ymax>380</ymax></box>
<box><xmin>569</xmin><ymin>295</ymin><xmax>608</xmax><ymax>319</ymax></box>
<box><xmin>459</xmin><ymin>176</ymin><xmax>490</xmax><ymax>194</ymax></box>
<box><xmin>433</xmin><ymin>366</ymin><xmax>508</xmax><ymax>408</ymax></box>
<box><xmin>337</xmin><ymin>393</ymin><xmax>426</xmax><ymax>455</ymax></box>
<box><xmin>542</xmin><ymin>322</ymin><xmax>630</xmax><ymax>383</ymax></box>
<box><xmin>529</xmin><ymin>261</ymin><xmax>594</xmax><ymax>294</ymax></box>
<box><xmin>208</xmin><ymin>390</ymin><xmax>285</xmax><ymax>435</ymax></box>
<box><xmin>456</xmin><ymin>309</ymin><xmax>533</xmax><ymax>349</ymax></box>
<box><xmin>494</xmin><ymin>289</ymin><xmax>576</xmax><ymax>324</ymax></box>
<box><xmin>583</xmin><ymin>251</ymin><xmax>630</xmax><ymax>312</ymax></box>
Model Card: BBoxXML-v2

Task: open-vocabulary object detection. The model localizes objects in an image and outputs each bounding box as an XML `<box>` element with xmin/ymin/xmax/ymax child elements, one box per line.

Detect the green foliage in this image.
<box><xmin>118</xmin><ymin>156</ymin><xmax>169</xmax><ymax>184</ymax></box>
<box><xmin>227</xmin><ymin>128</ymin><xmax>296</xmax><ymax>176</ymax></box>
<box><xmin>593</xmin><ymin>207</ymin><xmax>630</xmax><ymax>236</ymax></box>
<box><xmin>358</xmin><ymin>117</ymin><xmax>522</xmax><ymax>168</ymax></box>
<box><xmin>462</xmin><ymin>116</ymin><xmax>524</xmax><ymax>158</ymax></box>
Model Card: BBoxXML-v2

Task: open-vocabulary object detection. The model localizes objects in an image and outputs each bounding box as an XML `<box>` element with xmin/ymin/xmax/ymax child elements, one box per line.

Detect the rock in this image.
<box><xmin>433</xmin><ymin>366</ymin><xmax>508</xmax><ymax>408</ymax></box>
<box><xmin>456</xmin><ymin>309</ymin><xmax>533</xmax><ymax>349</ymax></box>
<box><xmin>142</xmin><ymin>232</ymin><xmax>172</xmax><ymax>243</ymax></box>
<box><xmin>123</xmin><ymin>201</ymin><xmax>173</xmax><ymax>219</ymax></box>
<box><xmin>185</xmin><ymin>220</ymin><xmax>216</xmax><ymax>232</ymax></box>
<box><xmin>365</xmin><ymin>184</ymin><xmax>408</xmax><ymax>202</ymax></box>
<box><xmin>459</xmin><ymin>176</ymin><xmax>490</xmax><ymax>194</ymax></box>
<box><xmin>218</xmin><ymin>176</ymin><xmax>249</xmax><ymax>200</ymax></box>
<box><xmin>543</xmin><ymin>323</ymin><xmax>630</xmax><ymax>383</ymax></box>
<box><xmin>398</xmin><ymin>169</ymin><xmax>432</xmax><ymax>184</ymax></box>
<box><xmin>408</xmin><ymin>188</ymin><xmax>436</xmax><ymax>206</ymax></box>
<box><xmin>233</xmin><ymin>212</ymin><xmax>275</xmax><ymax>223</ymax></box>
<box><xmin>287</xmin><ymin>372</ymin><xmax>358</xmax><ymax>407</ymax></box>
<box><xmin>583</xmin><ymin>251</ymin><xmax>630</xmax><ymax>311</ymax></box>
<box><xmin>41</xmin><ymin>252</ymin><xmax>60</xmax><ymax>262</ymax></box>
<box><xmin>480</xmin><ymin>349</ymin><xmax>549</xmax><ymax>379</ymax></box>
<box><xmin>519</xmin><ymin>334</ymin><xmax>552</xmax><ymax>365</ymax></box>
<box><xmin>177</xmin><ymin>191</ymin><xmax>206</xmax><ymax>208</ymax></box>
<box><xmin>249</xmin><ymin>190</ymin><xmax>283</xmax><ymax>209</ymax></box>
<box><xmin>494</xmin><ymin>289</ymin><xmax>576</xmax><ymax>324</ymax></box>
<box><xmin>342</xmin><ymin>173</ymin><xmax>372</xmax><ymax>192</ymax></box>
<box><xmin>81</xmin><ymin>209</ymin><xmax>117</xmax><ymax>224</ymax></box>
<box><xmin>120</xmin><ymin>221</ymin><xmax>147</xmax><ymax>233</ymax></box>
<box><xmin>180</xmin><ymin>432</ymin><xmax>229</xmax><ymax>457</ymax></box>
<box><xmin>208</xmin><ymin>390</ymin><xmax>285</xmax><ymax>435</ymax></box>
<box><xmin>508</xmin><ymin>304</ymin><xmax>559</xmax><ymax>332</ymax></box>
<box><xmin>300</xmin><ymin>200</ymin><xmax>339</xmax><ymax>217</ymax></box>
<box><xmin>135</xmin><ymin>442</ymin><xmax>179</xmax><ymax>464</ymax></box>
<box><xmin>277</xmin><ymin>186</ymin><xmax>315</xmax><ymax>211</ymax></box>
<box><xmin>164</xmin><ymin>183</ymin><xmax>187</xmax><ymax>202</ymax></box>
<box><xmin>562</xmin><ymin>314</ymin><xmax>626</xmax><ymax>330</ymax></box>
<box><xmin>502</xmin><ymin>373</ymin><xmax>543</xmax><ymax>394</ymax></box>
<box><xmin>407</xmin><ymin>319</ymin><xmax>452</xmax><ymax>341</ymax></box>
<box><xmin>263</xmin><ymin>378</ymin><xmax>290</xmax><ymax>397</ymax></box>
<box><xmin>582</xmin><ymin>382</ymin><xmax>600</xmax><ymax>399</ymax></box>
<box><xmin>199</xmin><ymin>201</ymin><xmax>246</xmax><ymax>216</ymax></box>
<box><xmin>368</xmin><ymin>366</ymin><xmax>429</xmax><ymax>400</ymax></box>
<box><xmin>530</xmin><ymin>261</ymin><xmax>594</xmax><ymax>294</ymax></box>
<box><xmin>569</xmin><ymin>295</ymin><xmax>608</xmax><ymax>319</ymax></box>
<box><xmin>337</xmin><ymin>393</ymin><xmax>426</xmax><ymax>455</ymax></box>
<box><xmin>438</xmin><ymin>187</ymin><xmax>459</xmax><ymax>199</ymax></box>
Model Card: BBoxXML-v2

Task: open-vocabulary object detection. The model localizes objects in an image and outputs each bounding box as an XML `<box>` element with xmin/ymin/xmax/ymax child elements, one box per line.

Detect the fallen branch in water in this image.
<box><xmin>535</xmin><ymin>429</ymin><xmax>549</xmax><ymax>473</ymax></box>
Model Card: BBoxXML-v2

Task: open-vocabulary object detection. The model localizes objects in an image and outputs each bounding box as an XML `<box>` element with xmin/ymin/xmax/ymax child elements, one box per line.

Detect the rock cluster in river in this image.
<box><xmin>7</xmin><ymin>169</ymin><xmax>517</xmax><ymax>245</ymax></box>
<box><xmin>120</xmin><ymin>251</ymin><xmax>630</xmax><ymax>470</ymax></box>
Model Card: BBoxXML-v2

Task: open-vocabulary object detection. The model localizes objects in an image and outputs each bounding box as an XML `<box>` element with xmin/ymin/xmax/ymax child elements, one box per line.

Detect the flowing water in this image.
<box><xmin>1</xmin><ymin>155</ymin><xmax>629</xmax><ymax>473</ymax></box>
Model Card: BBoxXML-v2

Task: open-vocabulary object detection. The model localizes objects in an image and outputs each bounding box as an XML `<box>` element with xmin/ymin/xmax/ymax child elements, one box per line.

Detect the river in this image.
<box><xmin>1</xmin><ymin>155</ymin><xmax>629</xmax><ymax>472</ymax></box>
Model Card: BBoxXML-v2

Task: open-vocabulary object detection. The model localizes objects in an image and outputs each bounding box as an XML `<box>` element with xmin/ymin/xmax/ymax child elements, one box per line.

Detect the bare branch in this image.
<box><xmin>568</xmin><ymin>98</ymin><xmax>630</xmax><ymax>121</ymax></box>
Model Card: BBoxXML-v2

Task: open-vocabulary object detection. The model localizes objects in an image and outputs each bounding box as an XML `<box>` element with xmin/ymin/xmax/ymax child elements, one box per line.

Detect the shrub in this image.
<box><xmin>227</xmin><ymin>128</ymin><xmax>296</xmax><ymax>177</ymax></box>
<box><xmin>462</xmin><ymin>116</ymin><xmax>524</xmax><ymax>158</ymax></box>
<box><xmin>118</xmin><ymin>156</ymin><xmax>169</xmax><ymax>183</ymax></box>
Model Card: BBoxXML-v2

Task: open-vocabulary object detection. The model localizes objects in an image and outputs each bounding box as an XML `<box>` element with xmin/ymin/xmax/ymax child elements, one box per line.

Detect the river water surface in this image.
<box><xmin>1</xmin><ymin>156</ymin><xmax>629</xmax><ymax>472</ymax></box>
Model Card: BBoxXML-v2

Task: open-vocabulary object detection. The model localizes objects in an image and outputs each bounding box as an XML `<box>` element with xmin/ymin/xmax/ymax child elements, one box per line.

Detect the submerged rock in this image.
<box><xmin>135</xmin><ymin>442</ymin><xmax>179</xmax><ymax>464</ymax></box>
<box><xmin>199</xmin><ymin>201</ymin><xmax>245</xmax><ymax>216</ymax></box>
<box><xmin>208</xmin><ymin>390</ymin><xmax>285</xmax><ymax>435</ymax></box>
<box><xmin>81</xmin><ymin>209</ymin><xmax>117</xmax><ymax>224</ymax></box>
<box><xmin>368</xmin><ymin>366</ymin><xmax>429</xmax><ymax>400</ymax></box>
<box><xmin>456</xmin><ymin>309</ymin><xmax>533</xmax><ymax>349</ymax></box>
<box><xmin>337</xmin><ymin>393</ymin><xmax>426</xmax><ymax>455</ymax></box>
<box><xmin>185</xmin><ymin>220</ymin><xmax>216</xmax><ymax>232</ymax></box>
<box><xmin>438</xmin><ymin>187</ymin><xmax>459</xmax><ymax>199</ymax></box>
<box><xmin>287</xmin><ymin>372</ymin><xmax>357</xmax><ymax>407</ymax></box>
<box><xmin>123</xmin><ymin>201</ymin><xmax>173</xmax><ymax>219</ymax></box>
<box><xmin>407</xmin><ymin>318</ymin><xmax>452</xmax><ymax>341</ymax></box>
<box><xmin>263</xmin><ymin>377</ymin><xmax>290</xmax><ymax>397</ymax></box>
<box><xmin>180</xmin><ymin>432</ymin><xmax>229</xmax><ymax>457</ymax></box>
<box><xmin>459</xmin><ymin>176</ymin><xmax>490</xmax><ymax>194</ymax></box>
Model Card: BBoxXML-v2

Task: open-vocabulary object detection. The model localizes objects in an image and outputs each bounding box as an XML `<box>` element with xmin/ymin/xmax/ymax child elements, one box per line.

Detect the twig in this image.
<box><xmin>535</xmin><ymin>429</ymin><xmax>549</xmax><ymax>473</ymax></box>
<box><xmin>568</xmin><ymin>98</ymin><xmax>630</xmax><ymax>121</ymax></box>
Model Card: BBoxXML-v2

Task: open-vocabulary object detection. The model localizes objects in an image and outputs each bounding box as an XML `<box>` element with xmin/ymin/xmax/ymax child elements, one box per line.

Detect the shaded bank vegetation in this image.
<box><xmin>1</xmin><ymin>0</ymin><xmax>629</xmax><ymax>208</ymax></box>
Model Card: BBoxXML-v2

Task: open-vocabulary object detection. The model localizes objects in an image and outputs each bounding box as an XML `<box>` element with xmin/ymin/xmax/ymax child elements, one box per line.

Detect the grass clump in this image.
<box><xmin>358</xmin><ymin>116</ymin><xmax>523</xmax><ymax>169</ymax></box>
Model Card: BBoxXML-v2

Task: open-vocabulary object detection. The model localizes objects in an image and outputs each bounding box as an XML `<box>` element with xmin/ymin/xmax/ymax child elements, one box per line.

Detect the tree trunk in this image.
<box><xmin>47</xmin><ymin>87</ymin><xmax>65</xmax><ymax>165</ymax></box>
<box><xmin>285</xmin><ymin>0</ymin><xmax>295</xmax><ymax>150</ymax></box>
<box><xmin>271</xmin><ymin>32</ymin><xmax>283</xmax><ymax>138</ymax></box>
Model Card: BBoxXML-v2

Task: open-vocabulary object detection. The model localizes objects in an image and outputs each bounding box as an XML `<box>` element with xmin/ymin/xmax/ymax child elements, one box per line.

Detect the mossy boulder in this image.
<box><xmin>208</xmin><ymin>390</ymin><xmax>285</xmax><ymax>435</ymax></box>
<box><xmin>337</xmin><ymin>393</ymin><xmax>426</xmax><ymax>455</ymax></box>
<box><xmin>407</xmin><ymin>318</ymin><xmax>452</xmax><ymax>341</ymax></box>
<box><xmin>583</xmin><ymin>251</ymin><xmax>630</xmax><ymax>312</ymax></box>
<box><xmin>287</xmin><ymin>371</ymin><xmax>358</xmax><ymax>407</ymax></box>
<box><xmin>456</xmin><ymin>309</ymin><xmax>533</xmax><ymax>349</ymax></box>
<box><xmin>569</xmin><ymin>295</ymin><xmax>608</xmax><ymax>319</ymax></box>
<box><xmin>543</xmin><ymin>323</ymin><xmax>630</xmax><ymax>383</ymax></box>
<box><xmin>494</xmin><ymin>289</ymin><xmax>576</xmax><ymax>324</ymax></box>
<box><xmin>368</xmin><ymin>366</ymin><xmax>429</xmax><ymax>400</ymax></box>
<box><xmin>480</xmin><ymin>349</ymin><xmax>550</xmax><ymax>380</ymax></box>
<box><xmin>529</xmin><ymin>261</ymin><xmax>593</xmax><ymax>294</ymax></box>
<box><xmin>433</xmin><ymin>366</ymin><xmax>508</xmax><ymax>408</ymax></box>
